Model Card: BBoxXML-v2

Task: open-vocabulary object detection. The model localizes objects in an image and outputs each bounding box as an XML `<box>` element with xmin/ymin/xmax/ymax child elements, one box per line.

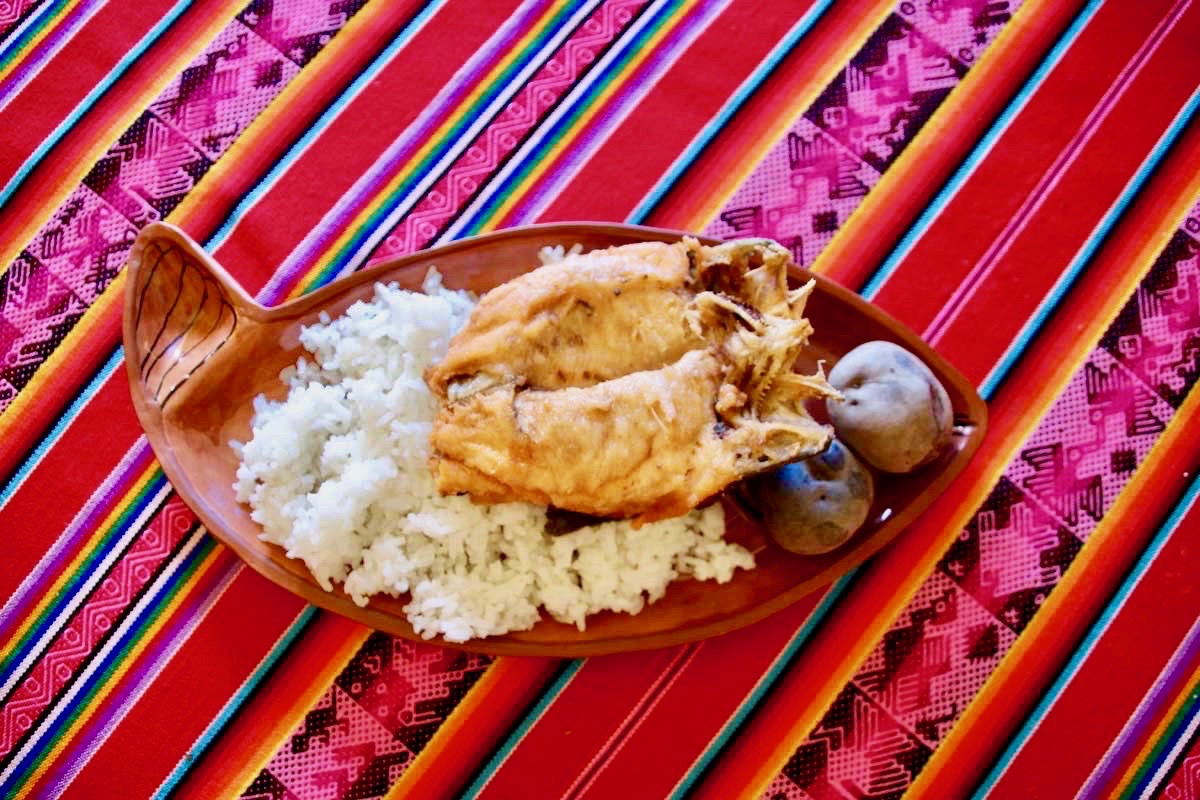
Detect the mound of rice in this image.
<box><xmin>232</xmin><ymin>270</ymin><xmax>754</xmax><ymax>642</ymax></box>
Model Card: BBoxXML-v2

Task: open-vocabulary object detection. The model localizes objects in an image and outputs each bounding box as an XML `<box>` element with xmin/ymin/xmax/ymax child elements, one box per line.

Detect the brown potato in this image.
<box><xmin>827</xmin><ymin>341</ymin><xmax>952</xmax><ymax>473</ymax></box>
<box><xmin>748</xmin><ymin>440</ymin><xmax>874</xmax><ymax>555</ymax></box>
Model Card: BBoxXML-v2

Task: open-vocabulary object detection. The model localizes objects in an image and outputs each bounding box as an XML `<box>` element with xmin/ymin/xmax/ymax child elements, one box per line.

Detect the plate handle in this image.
<box><xmin>125</xmin><ymin>223</ymin><xmax>255</xmax><ymax>410</ymax></box>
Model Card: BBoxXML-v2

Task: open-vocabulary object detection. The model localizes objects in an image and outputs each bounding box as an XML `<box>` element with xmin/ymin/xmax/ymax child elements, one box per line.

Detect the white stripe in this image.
<box><xmin>48</xmin><ymin>550</ymin><xmax>241</xmax><ymax>797</ymax></box>
<box><xmin>438</xmin><ymin>0</ymin><xmax>673</xmax><ymax>242</ymax></box>
<box><xmin>0</xmin><ymin>526</ymin><xmax>207</xmax><ymax>787</ymax></box>
<box><xmin>0</xmin><ymin>437</ymin><xmax>145</xmax><ymax>629</ymax></box>
<box><xmin>506</xmin><ymin>0</ymin><xmax>733</xmax><ymax>227</ymax></box>
<box><xmin>330</xmin><ymin>0</ymin><xmax>607</xmax><ymax>277</ymax></box>
<box><xmin>0</xmin><ymin>0</ymin><xmax>113</xmax><ymax>113</ymax></box>
<box><xmin>0</xmin><ymin>480</ymin><xmax>169</xmax><ymax>701</ymax></box>
<box><xmin>1140</xmin><ymin>703</ymin><xmax>1200</xmax><ymax>798</ymax></box>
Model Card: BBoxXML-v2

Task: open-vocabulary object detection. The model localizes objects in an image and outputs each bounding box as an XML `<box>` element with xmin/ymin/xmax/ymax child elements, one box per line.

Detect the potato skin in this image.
<box><xmin>826</xmin><ymin>340</ymin><xmax>952</xmax><ymax>473</ymax></box>
<box><xmin>749</xmin><ymin>440</ymin><xmax>874</xmax><ymax>555</ymax></box>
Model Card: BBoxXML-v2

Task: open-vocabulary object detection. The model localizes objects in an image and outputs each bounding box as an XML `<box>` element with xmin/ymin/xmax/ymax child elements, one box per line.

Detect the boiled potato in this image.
<box><xmin>827</xmin><ymin>340</ymin><xmax>952</xmax><ymax>473</ymax></box>
<box><xmin>749</xmin><ymin>439</ymin><xmax>874</xmax><ymax>555</ymax></box>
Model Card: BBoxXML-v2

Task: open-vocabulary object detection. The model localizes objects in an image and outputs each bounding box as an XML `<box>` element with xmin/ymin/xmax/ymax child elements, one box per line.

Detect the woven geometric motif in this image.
<box><xmin>240</xmin><ymin>634</ymin><xmax>490</xmax><ymax>800</ymax></box>
<box><xmin>704</xmin><ymin>0</ymin><xmax>1017</xmax><ymax>266</ymax></box>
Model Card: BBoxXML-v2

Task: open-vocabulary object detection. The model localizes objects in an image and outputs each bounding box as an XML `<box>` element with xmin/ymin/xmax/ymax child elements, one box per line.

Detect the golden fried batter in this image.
<box><xmin>426</xmin><ymin>238</ymin><xmax>837</xmax><ymax>523</ymax></box>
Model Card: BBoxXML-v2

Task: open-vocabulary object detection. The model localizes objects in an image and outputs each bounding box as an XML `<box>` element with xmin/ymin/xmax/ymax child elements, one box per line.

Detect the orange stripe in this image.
<box><xmin>696</xmin><ymin>135</ymin><xmax>1200</xmax><ymax>800</ymax></box>
<box><xmin>907</xmin><ymin>167</ymin><xmax>1200</xmax><ymax>798</ymax></box>
<box><xmin>385</xmin><ymin>657</ymin><xmax>561</xmax><ymax>799</ymax></box>
<box><xmin>811</xmin><ymin>0</ymin><xmax>1077</xmax><ymax>287</ymax></box>
<box><xmin>672</xmin><ymin>0</ymin><xmax>896</xmax><ymax>231</ymax></box>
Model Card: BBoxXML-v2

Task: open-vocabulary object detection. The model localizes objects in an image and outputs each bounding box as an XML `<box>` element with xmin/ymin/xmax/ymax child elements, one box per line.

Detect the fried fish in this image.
<box><xmin>425</xmin><ymin>238</ymin><xmax>838</xmax><ymax>523</ymax></box>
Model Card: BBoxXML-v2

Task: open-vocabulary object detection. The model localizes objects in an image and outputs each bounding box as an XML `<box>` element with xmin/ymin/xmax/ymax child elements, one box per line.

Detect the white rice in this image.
<box><xmin>232</xmin><ymin>270</ymin><xmax>754</xmax><ymax>642</ymax></box>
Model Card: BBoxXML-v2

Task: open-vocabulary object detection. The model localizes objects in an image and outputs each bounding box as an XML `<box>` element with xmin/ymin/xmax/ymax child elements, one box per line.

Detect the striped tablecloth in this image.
<box><xmin>1</xmin><ymin>0</ymin><xmax>1199</xmax><ymax>797</ymax></box>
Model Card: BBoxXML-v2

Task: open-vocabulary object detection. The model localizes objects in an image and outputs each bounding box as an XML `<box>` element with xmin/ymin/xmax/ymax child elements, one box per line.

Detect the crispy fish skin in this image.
<box><xmin>426</xmin><ymin>240</ymin><xmax>704</xmax><ymax>400</ymax></box>
<box><xmin>430</xmin><ymin>351</ymin><xmax>831</xmax><ymax>522</ymax></box>
<box><xmin>426</xmin><ymin>237</ymin><xmax>838</xmax><ymax>522</ymax></box>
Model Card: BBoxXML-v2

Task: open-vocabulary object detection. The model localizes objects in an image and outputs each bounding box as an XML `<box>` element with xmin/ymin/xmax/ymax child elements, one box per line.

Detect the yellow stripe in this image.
<box><xmin>682</xmin><ymin>0</ymin><xmax>896</xmax><ymax>232</ymax></box>
<box><xmin>0</xmin><ymin>462</ymin><xmax>161</xmax><ymax>663</ymax></box>
<box><xmin>736</xmin><ymin>154</ymin><xmax>1190</xmax><ymax>800</ymax></box>
<box><xmin>808</xmin><ymin>0</ymin><xmax>1060</xmax><ymax>277</ymax></box>
<box><xmin>224</xmin><ymin>627</ymin><xmax>373</xmax><ymax>797</ymax></box>
<box><xmin>0</xmin><ymin>0</ymin><xmax>246</xmax><ymax>277</ymax></box>
<box><xmin>18</xmin><ymin>542</ymin><xmax>228</xmax><ymax>797</ymax></box>
<box><xmin>0</xmin><ymin>0</ymin><xmax>88</xmax><ymax>86</ymax></box>
<box><xmin>383</xmin><ymin>659</ymin><xmax>508</xmax><ymax>799</ymax></box>
<box><xmin>288</xmin><ymin>0</ymin><xmax>574</xmax><ymax>296</ymax></box>
<box><xmin>479</xmin><ymin>0</ymin><xmax>700</xmax><ymax>229</ymax></box>
<box><xmin>1111</xmin><ymin>662</ymin><xmax>1200</xmax><ymax>796</ymax></box>
<box><xmin>906</xmin><ymin>173</ymin><xmax>1200</xmax><ymax>798</ymax></box>
<box><xmin>0</xmin><ymin>0</ymin><xmax>398</xmax><ymax>443</ymax></box>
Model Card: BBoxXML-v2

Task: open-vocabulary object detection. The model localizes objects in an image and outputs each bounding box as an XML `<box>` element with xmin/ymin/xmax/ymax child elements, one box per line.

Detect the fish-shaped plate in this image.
<box><xmin>123</xmin><ymin>221</ymin><xmax>987</xmax><ymax>656</ymax></box>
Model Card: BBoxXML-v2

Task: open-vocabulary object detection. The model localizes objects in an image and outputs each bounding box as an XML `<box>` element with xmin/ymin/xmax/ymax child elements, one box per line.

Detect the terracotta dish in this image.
<box><xmin>122</xmin><ymin>222</ymin><xmax>987</xmax><ymax>656</ymax></box>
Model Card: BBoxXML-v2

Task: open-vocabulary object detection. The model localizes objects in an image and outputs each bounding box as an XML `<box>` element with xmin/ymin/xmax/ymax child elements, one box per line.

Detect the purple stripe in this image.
<box><xmin>1081</xmin><ymin>616</ymin><xmax>1200</xmax><ymax>798</ymax></box>
<box><xmin>35</xmin><ymin>549</ymin><xmax>241</xmax><ymax>795</ymax></box>
<box><xmin>505</xmin><ymin>0</ymin><xmax>725</xmax><ymax>225</ymax></box>
<box><xmin>264</xmin><ymin>0</ymin><xmax>559</xmax><ymax>300</ymax></box>
<box><xmin>0</xmin><ymin>0</ymin><xmax>107</xmax><ymax>106</ymax></box>
<box><xmin>0</xmin><ymin>442</ymin><xmax>154</xmax><ymax>642</ymax></box>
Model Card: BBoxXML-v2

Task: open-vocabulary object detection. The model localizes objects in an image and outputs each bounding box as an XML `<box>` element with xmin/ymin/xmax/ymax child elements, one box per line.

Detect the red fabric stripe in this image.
<box><xmin>60</xmin><ymin>562</ymin><xmax>306</xmax><ymax>799</ymax></box>
<box><xmin>987</xmin><ymin>485</ymin><xmax>1200</xmax><ymax>797</ymax></box>
<box><xmin>526</xmin><ymin>0</ymin><xmax>817</xmax><ymax>224</ymax></box>
<box><xmin>475</xmin><ymin>647</ymin><xmax>693</xmax><ymax>799</ymax></box>
<box><xmin>474</xmin><ymin>598</ymin><xmax>822</xmax><ymax>798</ymax></box>
<box><xmin>0</xmin><ymin>366</ymin><xmax>142</xmax><ymax>604</ymax></box>
<box><xmin>210</xmin><ymin>0</ymin><xmax>526</xmax><ymax>287</ymax></box>
<box><xmin>688</xmin><ymin>0</ymin><xmax>1200</xmax><ymax>791</ymax></box>
<box><xmin>0</xmin><ymin>0</ymin><xmax>201</xmax><ymax>189</ymax></box>
<box><xmin>576</xmin><ymin>596</ymin><xmax>826</xmax><ymax>799</ymax></box>
<box><xmin>909</xmin><ymin>2</ymin><xmax>1200</xmax><ymax>380</ymax></box>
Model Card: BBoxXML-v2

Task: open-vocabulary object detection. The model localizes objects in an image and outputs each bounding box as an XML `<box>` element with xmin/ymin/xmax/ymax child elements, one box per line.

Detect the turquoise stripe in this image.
<box><xmin>0</xmin><ymin>0</ymin><xmax>71</xmax><ymax>67</ymax></box>
<box><xmin>973</xmin><ymin>473</ymin><xmax>1200</xmax><ymax>798</ymax></box>
<box><xmin>859</xmin><ymin>0</ymin><xmax>1105</xmax><ymax>300</ymax></box>
<box><xmin>0</xmin><ymin>0</ymin><xmax>194</xmax><ymax>209</ymax></box>
<box><xmin>628</xmin><ymin>0</ymin><xmax>836</xmax><ymax>224</ymax></box>
<box><xmin>979</xmin><ymin>83</ymin><xmax>1200</xmax><ymax>399</ymax></box>
<box><xmin>0</xmin><ymin>349</ymin><xmax>123</xmax><ymax>509</ymax></box>
<box><xmin>669</xmin><ymin>573</ymin><xmax>854</xmax><ymax>799</ymax></box>
<box><xmin>149</xmin><ymin>606</ymin><xmax>317</xmax><ymax>799</ymax></box>
<box><xmin>460</xmin><ymin>659</ymin><xmax>586</xmax><ymax>798</ymax></box>
<box><xmin>204</xmin><ymin>0</ymin><xmax>447</xmax><ymax>254</ymax></box>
